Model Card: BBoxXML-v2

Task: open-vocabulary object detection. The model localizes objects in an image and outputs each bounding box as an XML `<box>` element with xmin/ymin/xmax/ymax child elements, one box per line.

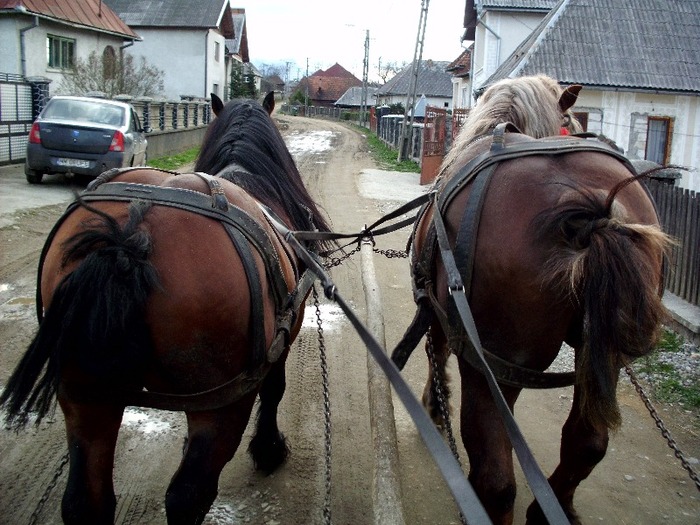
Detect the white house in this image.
<box><xmin>0</xmin><ymin>0</ymin><xmax>139</xmax><ymax>95</ymax></box>
<box><xmin>473</xmin><ymin>0</ymin><xmax>700</xmax><ymax>191</ymax></box>
<box><xmin>104</xmin><ymin>0</ymin><xmax>236</xmax><ymax>101</ymax></box>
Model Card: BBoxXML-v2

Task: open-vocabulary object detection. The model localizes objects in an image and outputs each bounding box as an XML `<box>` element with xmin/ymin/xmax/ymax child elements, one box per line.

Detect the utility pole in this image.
<box><xmin>304</xmin><ymin>58</ymin><xmax>309</xmax><ymax>115</ymax></box>
<box><xmin>360</xmin><ymin>29</ymin><xmax>369</xmax><ymax>128</ymax></box>
<box><xmin>398</xmin><ymin>0</ymin><xmax>430</xmax><ymax>162</ymax></box>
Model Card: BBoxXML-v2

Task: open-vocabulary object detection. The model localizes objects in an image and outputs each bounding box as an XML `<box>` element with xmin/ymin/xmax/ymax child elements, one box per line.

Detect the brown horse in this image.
<box><xmin>392</xmin><ymin>75</ymin><xmax>670</xmax><ymax>524</ymax></box>
<box><xmin>0</xmin><ymin>92</ymin><xmax>332</xmax><ymax>525</ymax></box>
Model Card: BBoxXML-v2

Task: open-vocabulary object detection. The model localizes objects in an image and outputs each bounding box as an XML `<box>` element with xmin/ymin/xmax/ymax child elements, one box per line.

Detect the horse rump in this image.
<box><xmin>0</xmin><ymin>199</ymin><xmax>159</xmax><ymax>429</ymax></box>
<box><xmin>534</xmin><ymin>175</ymin><xmax>670</xmax><ymax>429</ymax></box>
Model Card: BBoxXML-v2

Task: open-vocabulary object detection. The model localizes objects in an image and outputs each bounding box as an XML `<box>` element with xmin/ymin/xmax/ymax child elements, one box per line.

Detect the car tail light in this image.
<box><xmin>29</xmin><ymin>122</ymin><xmax>41</xmax><ymax>144</ymax></box>
<box><xmin>109</xmin><ymin>130</ymin><xmax>125</xmax><ymax>152</ymax></box>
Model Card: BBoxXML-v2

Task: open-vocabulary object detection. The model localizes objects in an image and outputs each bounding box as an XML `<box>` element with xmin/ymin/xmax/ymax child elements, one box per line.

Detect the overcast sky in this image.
<box><xmin>242</xmin><ymin>0</ymin><xmax>467</xmax><ymax>82</ymax></box>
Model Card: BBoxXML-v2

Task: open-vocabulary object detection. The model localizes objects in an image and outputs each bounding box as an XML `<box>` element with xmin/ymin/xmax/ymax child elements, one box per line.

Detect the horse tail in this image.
<box><xmin>535</xmin><ymin>176</ymin><xmax>670</xmax><ymax>430</ymax></box>
<box><xmin>0</xmin><ymin>200</ymin><xmax>159</xmax><ymax>429</ymax></box>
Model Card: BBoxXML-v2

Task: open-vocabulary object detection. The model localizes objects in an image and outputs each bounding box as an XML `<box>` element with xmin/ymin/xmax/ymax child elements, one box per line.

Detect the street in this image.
<box><xmin>0</xmin><ymin>115</ymin><xmax>698</xmax><ymax>524</ymax></box>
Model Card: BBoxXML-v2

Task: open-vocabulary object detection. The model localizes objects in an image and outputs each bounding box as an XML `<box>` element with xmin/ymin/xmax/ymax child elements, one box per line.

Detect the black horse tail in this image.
<box><xmin>0</xmin><ymin>200</ymin><xmax>159</xmax><ymax>429</ymax></box>
<box><xmin>535</xmin><ymin>176</ymin><xmax>671</xmax><ymax>430</ymax></box>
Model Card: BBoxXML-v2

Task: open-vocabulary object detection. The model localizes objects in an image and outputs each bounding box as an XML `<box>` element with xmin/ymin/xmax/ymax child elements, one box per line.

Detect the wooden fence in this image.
<box><xmin>647</xmin><ymin>180</ymin><xmax>699</xmax><ymax>306</ymax></box>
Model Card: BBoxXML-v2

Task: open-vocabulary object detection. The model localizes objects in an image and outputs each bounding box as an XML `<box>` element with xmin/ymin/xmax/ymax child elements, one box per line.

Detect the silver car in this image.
<box><xmin>25</xmin><ymin>96</ymin><xmax>149</xmax><ymax>184</ymax></box>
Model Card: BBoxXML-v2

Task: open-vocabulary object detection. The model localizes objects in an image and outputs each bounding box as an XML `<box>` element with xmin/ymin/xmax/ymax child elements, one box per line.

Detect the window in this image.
<box><xmin>212</xmin><ymin>83</ymin><xmax>219</xmax><ymax>97</ymax></box>
<box><xmin>215</xmin><ymin>42</ymin><xmax>220</xmax><ymax>62</ymax></box>
<box><xmin>645</xmin><ymin>117</ymin><xmax>672</xmax><ymax>164</ymax></box>
<box><xmin>103</xmin><ymin>46</ymin><xmax>117</xmax><ymax>80</ymax></box>
<box><xmin>47</xmin><ymin>35</ymin><xmax>75</xmax><ymax>70</ymax></box>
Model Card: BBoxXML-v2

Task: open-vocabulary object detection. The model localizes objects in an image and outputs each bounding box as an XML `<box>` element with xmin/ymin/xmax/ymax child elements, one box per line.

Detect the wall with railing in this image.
<box><xmin>119</xmin><ymin>97</ymin><xmax>212</xmax><ymax>159</ymax></box>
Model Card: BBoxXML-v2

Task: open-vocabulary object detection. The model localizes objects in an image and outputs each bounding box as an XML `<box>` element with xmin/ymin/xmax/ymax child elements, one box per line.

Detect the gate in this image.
<box><xmin>0</xmin><ymin>73</ymin><xmax>50</xmax><ymax>165</ymax></box>
<box><xmin>420</xmin><ymin>106</ymin><xmax>447</xmax><ymax>185</ymax></box>
<box><xmin>452</xmin><ymin>108</ymin><xmax>470</xmax><ymax>141</ymax></box>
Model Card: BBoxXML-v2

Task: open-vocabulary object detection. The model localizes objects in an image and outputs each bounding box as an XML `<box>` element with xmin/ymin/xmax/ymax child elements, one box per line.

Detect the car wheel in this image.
<box><xmin>25</xmin><ymin>169</ymin><xmax>44</xmax><ymax>184</ymax></box>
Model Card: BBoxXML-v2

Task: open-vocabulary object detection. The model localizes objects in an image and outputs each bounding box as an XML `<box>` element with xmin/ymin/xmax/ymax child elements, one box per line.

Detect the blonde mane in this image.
<box><xmin>440</xmin><ymin>75</ymin><xmax>583</xmax><ymax>179</ymax></box>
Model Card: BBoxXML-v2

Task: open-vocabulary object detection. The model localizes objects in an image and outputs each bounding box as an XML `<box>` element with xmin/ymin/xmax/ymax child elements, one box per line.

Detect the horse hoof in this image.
<box><xmin>248</xmin><ymin>431</ymin><xmax>290</xmax><ymax>474</ymax></box>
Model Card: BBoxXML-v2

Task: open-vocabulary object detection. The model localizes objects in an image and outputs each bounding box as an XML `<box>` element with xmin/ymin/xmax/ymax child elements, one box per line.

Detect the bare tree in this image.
<box><xmin>58</xmin><ymin>50</ymin><xmax>164</xmax><ymax>98</ymax></box>
<box><xmin>377</xmin><ymin>59</ymin><xmax>406</xmax><ymax>84</ymax></box>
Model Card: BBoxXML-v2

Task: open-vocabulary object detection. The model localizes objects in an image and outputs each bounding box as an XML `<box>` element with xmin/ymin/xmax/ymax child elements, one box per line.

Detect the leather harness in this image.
<box><xmin>393</xmin><ymin>124</ymin><xmax>647</xmax><ymax>389</ymax></box>
<box><xmin>40</xmin><ymin>167</ymin><xmax>315</xmax><ymax>411</ymax></box>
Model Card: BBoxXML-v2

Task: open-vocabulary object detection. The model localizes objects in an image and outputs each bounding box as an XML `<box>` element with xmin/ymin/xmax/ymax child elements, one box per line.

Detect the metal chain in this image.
<box><xmin>426</xmin><ymin>333</ymin><xmax>468</xmax><ymax>525</ymax></box>
<box><xmin>29</xmin><ymin>450</ymin><xmax>70</xmax><ymax>525</ymax></box>
<box><xmin>624</xmin><ymin>365</ymin><xmax>700</xmax><ymax>492</ymax></box>
<box><xmin>322</xmin><ymin>246</ymin><xmax>360</xmax><ymax>270</ymax></box>
<box><xmin>373</xmin><ymin>247</ymin><xmax>409</xmax><ymax>259</ymax></box>
<box><xmin>322</xmin><ymin>244</ymin><xmax>407</xmax><ymax>270</ymax></box>
<box><xmin>313</xmin><ymin>285</ymin><xmax>333</xmax><ymax>524</ymax></box>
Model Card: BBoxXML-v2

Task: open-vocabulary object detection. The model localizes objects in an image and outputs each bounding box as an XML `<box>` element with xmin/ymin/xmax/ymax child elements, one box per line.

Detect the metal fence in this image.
<box><xmin>647</xmin><ymin>179</ymin><xmax>700</xmax><ymax>306</ymax></box>
<box><xmin>0</xmin><ymin>73</ymin><xmax>49</xmax><ymax>165</ymax></box>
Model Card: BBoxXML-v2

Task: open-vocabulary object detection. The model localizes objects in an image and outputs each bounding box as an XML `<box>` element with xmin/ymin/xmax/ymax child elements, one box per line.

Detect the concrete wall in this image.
<box><xmin>145</xmin><ymin>127</ymin><xmax>208</xmax><ymax>159</ymax></box>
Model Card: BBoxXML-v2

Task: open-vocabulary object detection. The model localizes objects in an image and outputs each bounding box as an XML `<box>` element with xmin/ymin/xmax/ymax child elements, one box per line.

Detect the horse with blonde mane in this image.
<box><xmin>392</xmin><ymin>75</ymin><xmax>670</xmax><ymax>524</ymax></box>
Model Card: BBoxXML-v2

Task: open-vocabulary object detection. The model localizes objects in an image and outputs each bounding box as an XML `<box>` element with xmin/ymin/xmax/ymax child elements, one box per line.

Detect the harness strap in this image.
<box><xmin>430</xmin><ymin>195</ymin><xmax>570</xmax><ymax>525</ymax></box>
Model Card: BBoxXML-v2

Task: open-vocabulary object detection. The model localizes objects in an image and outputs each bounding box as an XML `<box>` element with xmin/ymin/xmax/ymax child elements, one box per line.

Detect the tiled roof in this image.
<box><xmin>483</xmin><ymin>0</ymin><xmax>700</xmax><ymax>94</ymax></box>
<box><xmin>104</xmin><ymin>0</ymin><xmax>229</xmax><ymax>30</ymax></box>
<box><xmin>376</xmin><ymin>60</ymin><xmax>452</xmax><ymax>98</ymax></box>
<box><xmin>446</xmin><ymin>48</ymin><xmax>472</xmax><ymax>77</ymax></box>
<box><xmin>298</xmin><ymin>64</ymin><xmax>362</xmax><ymax>104</ymax></box>
<box><xmin>0</xmin><ymin>0</ymin><xmax>138</xmax><ymax>38</ymax></box>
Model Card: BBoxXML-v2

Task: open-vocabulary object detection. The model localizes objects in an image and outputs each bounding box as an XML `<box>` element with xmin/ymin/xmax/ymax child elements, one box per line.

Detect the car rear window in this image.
<box><xmin>43</xmin><ymin>99</ymin><xmax>125</xmax><ymax>126</ymax></box>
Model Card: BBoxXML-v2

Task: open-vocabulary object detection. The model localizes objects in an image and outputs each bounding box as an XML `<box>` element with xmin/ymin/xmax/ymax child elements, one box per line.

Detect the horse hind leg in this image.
<box><xmin>59</xmin><ymin>397</ymin><xmax>124</xmax><ymax>525</ymax></box>
<box><xmin>525</xmin><ymin>383</ymin><xmax>609</xmax><ymax>525</ymax></box>
<box><xmin>422</xmin><ymin>326</ymin><xmax>452</xmax><ymax>429</ymax></box>
<box><xmin>166</xmin><ymin>398</ymin><xmax>256</xmax><ymax>525</ymax></box>
<box><xmin>248</xmin><ymin>357</ymin><xmax>290</xmax><ymax>474</ymax></box>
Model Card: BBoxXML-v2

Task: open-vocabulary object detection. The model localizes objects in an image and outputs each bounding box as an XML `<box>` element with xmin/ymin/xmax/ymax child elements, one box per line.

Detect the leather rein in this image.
<box><xmin>39</xmin><ymin>167</ymin><xmax>315</xmax><ymax>412</ymax></box>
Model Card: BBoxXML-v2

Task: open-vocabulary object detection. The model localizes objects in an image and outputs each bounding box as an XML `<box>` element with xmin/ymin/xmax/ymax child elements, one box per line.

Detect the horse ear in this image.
<box><xmin>211</xmin><ymin>93</ymin><xmax>224</xmax><ymax>116</ymax></box>
<box><xmin>262</xmin><ymin>92</ymin><xmax>275</xmax><ymax>115</ymax></box>
<box><xmin>559</xmin><ymin>84</ymin><xmax>582</xmax><ymax>112</ymax></box>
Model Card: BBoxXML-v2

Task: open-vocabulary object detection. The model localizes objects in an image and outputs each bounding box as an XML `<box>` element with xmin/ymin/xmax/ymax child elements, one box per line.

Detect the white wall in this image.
<box><xmin>1</xmin><ymin>14</ymin><xmax>126</xmax><ymax>95</ymax></box>
<box><xmin>127</xmin><ymin>28</ymin><xmax>227</xmax><ymax>100</ymax></box>
<box><xmin>577</xmin><ymin>89</ymin><xmax>700</xmax><ymax>191</ymax></box>
<box><xmin>471</xmin><ymin>11</ymin><xmax>547</xmax><ymax>100</ymax></box>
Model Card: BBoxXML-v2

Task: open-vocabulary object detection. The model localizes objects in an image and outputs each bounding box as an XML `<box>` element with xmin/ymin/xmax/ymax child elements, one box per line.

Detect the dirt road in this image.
<box><xmin>0</xmin><ymin>115</ymin><xmax>698</xmax><ymax>524</ymax></box>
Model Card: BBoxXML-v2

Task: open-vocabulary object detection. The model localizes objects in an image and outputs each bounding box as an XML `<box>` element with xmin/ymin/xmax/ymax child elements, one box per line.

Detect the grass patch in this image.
<box><xmin>632</xmin><ymin>329</ymin><xmax>700</xmax><ymax>409</ymax></box>
<box><xmin>358</xmin><ymin>127</ymin><xmax>420</xmax><ymax>173</ymax></box>
<box><xmin>148</xmin><ymin>147</ymin><xmax>200</xmax><ymax>171</ymax></box>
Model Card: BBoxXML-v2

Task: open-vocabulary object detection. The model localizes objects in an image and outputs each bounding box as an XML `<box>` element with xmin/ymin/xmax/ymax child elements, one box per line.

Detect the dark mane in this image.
<box><xmin>195</xmin><ymin>97</ymin><xmax>332</xmax><ymax>251</ymax></box>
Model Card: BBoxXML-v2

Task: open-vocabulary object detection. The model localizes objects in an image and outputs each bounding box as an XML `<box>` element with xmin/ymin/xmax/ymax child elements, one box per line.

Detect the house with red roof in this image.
<box><xmin>0</xmin><ymin>0</ymin><xmax>140</xmax><ymax>95</ymax></box>
<box><xmin>296</xmin><ymin>63</ymin><xmax>362</xmax><ymax>108</ymax></box>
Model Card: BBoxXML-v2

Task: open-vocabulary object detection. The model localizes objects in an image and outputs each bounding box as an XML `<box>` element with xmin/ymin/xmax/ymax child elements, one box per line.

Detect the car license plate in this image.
<box><xmin>57</xmin><ymin>157</ymin><xmax>91</xmax><ymax>169</ymax></box>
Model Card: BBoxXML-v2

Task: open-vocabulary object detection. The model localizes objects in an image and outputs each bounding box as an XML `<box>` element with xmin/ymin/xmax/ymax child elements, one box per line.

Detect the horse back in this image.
<box><xmin>41</xmin><ymin>168</ymin><xmax>299</xmax><ymax>395</ymax></box>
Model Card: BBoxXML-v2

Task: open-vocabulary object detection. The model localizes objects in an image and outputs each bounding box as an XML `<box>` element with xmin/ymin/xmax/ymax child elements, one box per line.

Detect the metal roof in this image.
<box><xmin>483</xmin><ymin>0</ymin><xmax>700</xmax><ymax>94</ymax></box>
<box><xmin>376</xmin><ymin>60</ymin><xmax>453</xmax><ymax>98</ymax></box>
<box><xmin>478</xmin><ymin>0</ymin><xmax>558</xmax><ymax>11</ymax></box>
<box><xmin>103</xmin><ymin>0</ymin><xmax>227</xmax><ymax>28</ymax></box>
<box><xmin>0</xmin><ymin>0</ymin><xmax>139</xmax><ymax>38</ymax></box>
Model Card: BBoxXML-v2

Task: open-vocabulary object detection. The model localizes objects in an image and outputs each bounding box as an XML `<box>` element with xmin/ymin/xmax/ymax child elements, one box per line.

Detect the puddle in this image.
<box><xmin>121</xmin><ymin>408</ymin><xmax>173</xmax><ymax>434</ymax></box>
<box><xmin>301</xmin><ymin>302</ymin><xmax>344</xmax><ymax>331</ymax></box>
<box><xmin>286</xmin><ymin>130</ymin><xmax>337</xmax><ymax>156</ymax></box>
